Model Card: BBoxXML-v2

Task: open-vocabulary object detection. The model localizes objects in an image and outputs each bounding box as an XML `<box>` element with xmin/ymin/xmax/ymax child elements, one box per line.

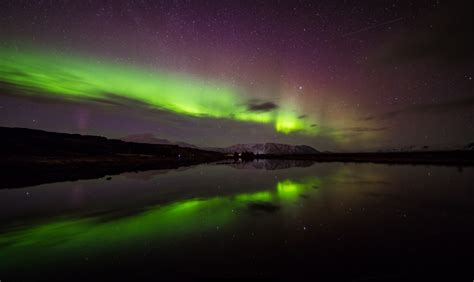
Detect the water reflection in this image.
<box><xmin>0</xmin><ymin>176</ymin><xmax>322</xmax><ymax>269</ymax></box>
<box><xmin>224</xmin><ymin>159</ymin><xmax>316</xmax><ymax>170</ymax></box>
<box><xmin>1</xmin><ymin>161</ymin><xmax>473</xmax><ymax>280</ymax></box>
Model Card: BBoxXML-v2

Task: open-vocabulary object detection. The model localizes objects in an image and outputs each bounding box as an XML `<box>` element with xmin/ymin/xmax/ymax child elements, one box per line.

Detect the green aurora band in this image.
<box><xmin>0</xmin><ymin>48</ymin><xmax>318</xmax><ymax>134</ymax></box>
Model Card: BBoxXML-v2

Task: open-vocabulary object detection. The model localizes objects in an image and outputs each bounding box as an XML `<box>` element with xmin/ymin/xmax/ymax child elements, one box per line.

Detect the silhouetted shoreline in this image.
<box><xmin>0</xmin><ymin>127</ymin><xmax>225</xmax><ymax>188</ymax></box>
<box><xmin>1</xmin><ymin>126</ymin><xmax>473</xmax><ymax>189</ymax></box>
<box><xmin>256</xmin><ymin>151</ymin><xmax>474</xmax><ymax>166</ymax></box>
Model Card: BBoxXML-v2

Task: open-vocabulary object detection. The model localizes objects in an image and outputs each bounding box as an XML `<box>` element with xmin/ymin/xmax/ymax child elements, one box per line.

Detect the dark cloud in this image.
<box><xmin>363</xmin><ymin>97</ymin><xmax>474</xmax><ymax>121</ymax></box>
<box><xmin>0</xmin><ymin>84</ymin><xmax>165</xmax><ymax>118</ymax></box>
<box><xmin>99</xmin><ymin>92</ymin><xmax>157</xmax><ymax>108</ymax></box>
<box><xmin>246</xmin><ymin>101</ymin><xmax>278</xmax><ymax>112</ymax></box>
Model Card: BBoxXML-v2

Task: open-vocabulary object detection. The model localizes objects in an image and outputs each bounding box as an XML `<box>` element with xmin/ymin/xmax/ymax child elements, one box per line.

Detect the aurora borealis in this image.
<box><xmin>2</xmin><ymin>2</ymin><xmax>474</xmax><ymax>280</ymax></box>
<box><xmin>0</xmin><ymin>48</ymin><xmax>317</xmax><ymax>134</ymax></box>
<box><xmin>1</xmin><ymin>0</ymin><xmax>473</xmax><ymax>150</ymax></box>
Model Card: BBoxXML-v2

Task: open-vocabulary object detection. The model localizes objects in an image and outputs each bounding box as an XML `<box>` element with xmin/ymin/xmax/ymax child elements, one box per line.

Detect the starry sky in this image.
<box><xmin>0</xmin><ymin>0</ymin><xmax>473</xmax><ymax>151</ymax></box>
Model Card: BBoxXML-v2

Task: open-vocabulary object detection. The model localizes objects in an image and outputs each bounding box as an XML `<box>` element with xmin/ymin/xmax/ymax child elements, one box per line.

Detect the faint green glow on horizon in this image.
<box><xmin>0</xmin><ymin>47</ymin><xmax>318</xmax><ymax>134</ymax></box>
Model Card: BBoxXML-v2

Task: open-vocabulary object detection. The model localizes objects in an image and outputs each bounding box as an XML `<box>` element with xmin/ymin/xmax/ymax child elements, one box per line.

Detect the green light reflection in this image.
<box><xmin>0</xmin><ymin>177</ymin><xmax>321</xmax><ymax>270</ymax></box>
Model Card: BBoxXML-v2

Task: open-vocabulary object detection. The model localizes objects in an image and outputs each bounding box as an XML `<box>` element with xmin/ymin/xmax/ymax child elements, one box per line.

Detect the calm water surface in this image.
<box><xmin>1</xmin><ymin>161</ymin><xmax>473</xmax><ymax>280</ymax></box>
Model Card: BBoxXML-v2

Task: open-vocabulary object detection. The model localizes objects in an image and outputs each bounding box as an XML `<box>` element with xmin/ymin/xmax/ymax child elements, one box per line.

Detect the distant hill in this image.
<box><xmin>0</xmin><ymin>127</ymin><xmax>220</xmax><ymax>160</ymax></box>
<box><xmin>0</xmin><ymin>126</ymin><xmax>224</xmax><ymax>189</ymax></box>
<box><xmin>121</xmin><ymin>134</ymin><xmax>319</xmax><ymax>155</ymax></box>
<box><xmin>210</xmin><ymin>143</ymin><xmax>319</xmax><ymax>155</ymax></box>
<box><xmin>121</xmin><ymin>133</ymin><xmax>197</xmax><ymax>148</ymax></box>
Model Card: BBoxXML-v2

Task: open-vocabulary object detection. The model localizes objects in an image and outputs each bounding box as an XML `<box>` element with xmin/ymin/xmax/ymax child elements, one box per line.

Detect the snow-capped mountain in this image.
<box><xmin>121</xmin><ymin>135</ymin><xmax>319</xmax><ymax>155</ymax></box>
<box><xmin>211</xmin><ymin>143</ymin><xmax>319</xmax><ymax>155</ymax></box>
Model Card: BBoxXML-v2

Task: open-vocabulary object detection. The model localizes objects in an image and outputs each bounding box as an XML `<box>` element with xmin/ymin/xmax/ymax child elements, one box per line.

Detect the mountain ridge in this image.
<box><xmin>121</xmin><ymin>133</ymin><xmax>319</xmax><ymax>155</ymax></box>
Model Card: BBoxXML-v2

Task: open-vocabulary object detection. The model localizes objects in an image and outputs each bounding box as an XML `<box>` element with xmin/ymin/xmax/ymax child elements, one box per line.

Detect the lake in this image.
<box><xmin>1</xmin><ymin>160</ymin><xmax>473</xmax><ymax>280</ymax></box>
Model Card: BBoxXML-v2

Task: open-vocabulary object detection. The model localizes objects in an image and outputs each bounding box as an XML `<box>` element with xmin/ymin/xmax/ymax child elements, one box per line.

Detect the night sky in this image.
<box><xmin>0</xmin><ymin>0</ymin><xmax>473</xmax><ymax>151</ymax></box>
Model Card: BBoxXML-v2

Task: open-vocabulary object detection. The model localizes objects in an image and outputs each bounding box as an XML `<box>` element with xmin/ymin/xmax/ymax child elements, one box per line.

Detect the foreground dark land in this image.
<box><xmin>1</xmin><ymin>126</ymin><xmax>473</xmax><ymax>188</ymax></box>
<box><xmin>0</xmin><ymin>127</ymin><xmax>224</xmax><ymax>188</ymax></box>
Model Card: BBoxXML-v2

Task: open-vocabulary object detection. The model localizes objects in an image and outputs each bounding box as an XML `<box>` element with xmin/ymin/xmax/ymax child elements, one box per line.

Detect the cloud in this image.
<box><xmin>362</xmin><ymin>97</ymin><xmax>474</xmax><ymax>121</ymax></box>
<box><xmin>246</xmin><ymin>100</ymin><xmax>278</xmax><ymax>112</ymax></box>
